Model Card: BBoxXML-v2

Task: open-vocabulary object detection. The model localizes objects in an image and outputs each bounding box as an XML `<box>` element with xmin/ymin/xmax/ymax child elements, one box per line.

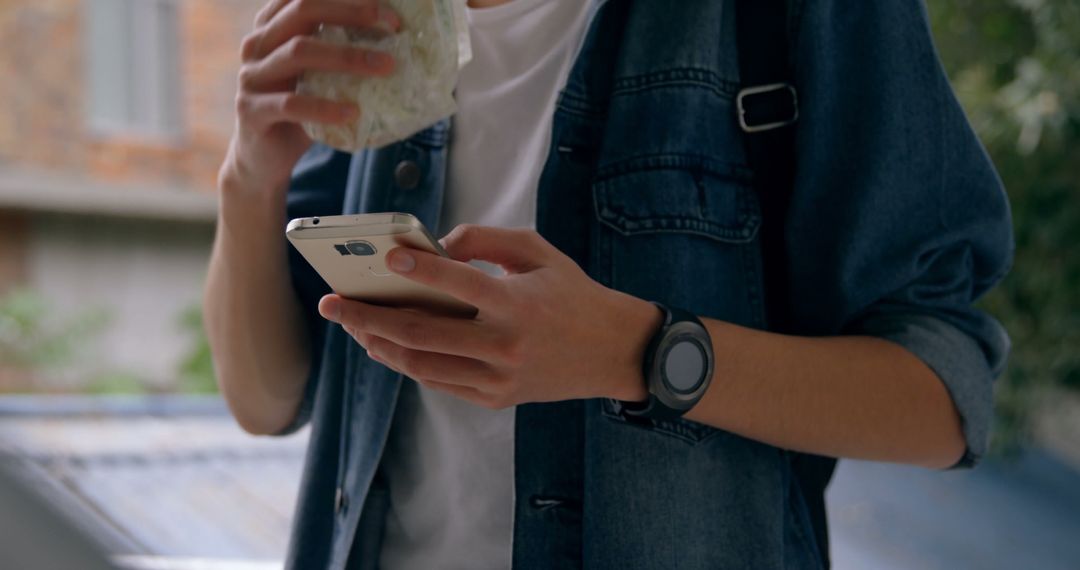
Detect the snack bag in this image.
<box><xmin>297</xmin><ymin>0</ymin><xmax>471</xmax><ymax>151</ymax></box>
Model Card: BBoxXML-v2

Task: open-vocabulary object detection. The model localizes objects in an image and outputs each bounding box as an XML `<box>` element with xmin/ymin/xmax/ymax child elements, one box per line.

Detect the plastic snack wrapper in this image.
<box><xmin>297</xmin><ymin>0</ymin><xmax>471</xmax><ymax>151</ymax></box>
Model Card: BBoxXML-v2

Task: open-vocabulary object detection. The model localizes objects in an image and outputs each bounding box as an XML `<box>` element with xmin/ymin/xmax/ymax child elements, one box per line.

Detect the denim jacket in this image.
<box><xmin>279</xmin><ymin>1</ymin><xmax>1012</xmax><ymax>568</ymax></box>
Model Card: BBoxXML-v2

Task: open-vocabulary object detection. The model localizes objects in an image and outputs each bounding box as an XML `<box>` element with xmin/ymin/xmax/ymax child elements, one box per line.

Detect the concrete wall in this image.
<box><xmin>25</xmin><ymin>214</ymin><xmax>215</xmax><ymax>389</ymax></box>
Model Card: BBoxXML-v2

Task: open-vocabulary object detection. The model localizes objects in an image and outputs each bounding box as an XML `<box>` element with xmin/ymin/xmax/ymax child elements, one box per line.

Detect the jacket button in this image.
<box><xmin>334</xmin><ymin>487</ymin><xmax>349</xmax><ymax>515</ymax></box>
<box><xmin>394</xmin><ymin>160</ymin><xmax>422</xmax><ymax>190</ymax></box>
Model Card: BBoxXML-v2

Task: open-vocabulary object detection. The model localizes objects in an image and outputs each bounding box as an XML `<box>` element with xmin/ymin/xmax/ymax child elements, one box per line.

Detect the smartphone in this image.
<box><xmin>286</xmin><ymin>212</ymin><xmax>478</xmax><ymax>318</ymax></box>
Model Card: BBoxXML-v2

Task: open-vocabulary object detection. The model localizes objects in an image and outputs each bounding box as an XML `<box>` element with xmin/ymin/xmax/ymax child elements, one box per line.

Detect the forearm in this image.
<box><xmin>315</xmin><ymin>226</ymin><xmax>969</xmax><ymax>469</ymax></box>
<box><xmin>681</xmin><ymin>318</ymin><xmax>966</xmax><ymax>469</ymax></box>
<box><xmin>204</xmin><ymin>172</ymin><xmax>310</xmax><ymax>435</ymax></box>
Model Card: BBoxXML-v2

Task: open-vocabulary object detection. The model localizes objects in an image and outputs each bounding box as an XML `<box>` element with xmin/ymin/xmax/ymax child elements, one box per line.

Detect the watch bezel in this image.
<box><xmin>645</xmin><ymin>320</ymin><xmax>714</xmax><ymax>413</ymax></box>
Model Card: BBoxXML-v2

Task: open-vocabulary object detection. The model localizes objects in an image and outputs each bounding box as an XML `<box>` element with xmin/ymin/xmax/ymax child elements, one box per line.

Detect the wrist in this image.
<box><xmin>605</xmin><ymin>292</ymin><xmax>664</xmax><ymax>402</ymax></box>
<box><xmin>218</xmin><ymin>158</ymin><xmax>289</xmax><ymax>202</ymax></box>
<box><xmin>216</xmin><ymin>169</ymin><xmax>289</xmax><ymax>245</ymax></box>
<box><xmin>218</xmin><ymin>148</ymin><xmax>290</xmax><ymax>209</ymax></box>
<box><xmin>218</xmin><ymin>135</ymin><xmax>293</xmax><ymax>199</ymax></box>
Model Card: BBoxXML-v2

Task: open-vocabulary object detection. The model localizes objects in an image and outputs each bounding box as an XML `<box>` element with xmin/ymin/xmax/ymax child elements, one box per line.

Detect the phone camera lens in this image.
<box><xmin>312</xmin><ymin>217</ymin><xmax>320</xmax><ymax>226</ymax></box>
<box><xmin>346</xmin><ymin>240</ymin><xmax>377</xmax><ymax>256</ymax></box>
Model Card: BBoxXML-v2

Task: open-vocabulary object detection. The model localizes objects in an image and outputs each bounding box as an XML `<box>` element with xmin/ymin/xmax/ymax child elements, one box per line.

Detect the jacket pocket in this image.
<box><xmin>590</xmin><ymin>158</ymin><xmax>767</xmax><ymax>329</ymax></box>
<box><xmin>593</xmin><ymin>160</ymin><xmax>760</xmax><ymax>244</ymax></box>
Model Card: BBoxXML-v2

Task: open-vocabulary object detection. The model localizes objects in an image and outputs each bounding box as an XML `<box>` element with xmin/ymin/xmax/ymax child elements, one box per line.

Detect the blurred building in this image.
<box><xmin>0</xmin><ymin>0</ymin><xmax>261</xmax><ymax>388</ymax></box>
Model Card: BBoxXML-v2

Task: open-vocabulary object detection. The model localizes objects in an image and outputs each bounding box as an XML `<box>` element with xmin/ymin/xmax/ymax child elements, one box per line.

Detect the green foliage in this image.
<box><xmin>85</xmin><ymin>371</ymin><xmax>149</xmax><ymax>395</ymax></box>
<box><xmin>0</xmin><ymin>288</ymin><xmax>110</xmax><ymax>374</ymax></box>
<box><xmin>176</xmin><ymin>304</ymin><xmax>219</xmax><ymax>394</ymax></box>
<box><xmin>928</xmin><ymin>0</ymin><xmax>1080</xmax><ymax>452</ymax></box>
<box><xmin>1</xmin><ymin>289</ymin><xmax>218</xmax><ymax>395</ymax></box>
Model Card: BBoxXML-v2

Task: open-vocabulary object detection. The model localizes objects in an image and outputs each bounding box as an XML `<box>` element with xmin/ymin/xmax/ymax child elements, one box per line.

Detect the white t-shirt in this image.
<box><xmin>378</xmin><ymin>1</ymin><xmax>592</xmax><ymax>569</ymax></box>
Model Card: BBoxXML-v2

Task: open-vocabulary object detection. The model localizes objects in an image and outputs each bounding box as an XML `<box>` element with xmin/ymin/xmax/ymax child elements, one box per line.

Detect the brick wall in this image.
<box><xmin>0</xmin><ymin>0</ymin><xmax>262</xmax><ymax>191</ymax></box>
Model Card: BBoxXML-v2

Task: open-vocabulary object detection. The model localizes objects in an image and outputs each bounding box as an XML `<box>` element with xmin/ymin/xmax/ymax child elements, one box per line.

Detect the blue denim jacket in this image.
<box><xmin>279</xmin><ymin>1</ymin><xmax>1012</xmax><ymax>568</ymax></box>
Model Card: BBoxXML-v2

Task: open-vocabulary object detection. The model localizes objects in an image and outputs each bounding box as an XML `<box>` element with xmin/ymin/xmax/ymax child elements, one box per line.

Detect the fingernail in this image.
<box><xmin>389</xmin><ymin>251</ymin><xmax>415</xmax><ymax>273</ymax></box>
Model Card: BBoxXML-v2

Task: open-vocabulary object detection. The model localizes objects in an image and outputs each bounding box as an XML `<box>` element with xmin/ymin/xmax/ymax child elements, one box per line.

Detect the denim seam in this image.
<box><xmin>789</xmin><ymin>0</ymin><xmax>805</xmax><ymax>59</ymax></box>
<box><xmin>593</xmin><ymin>214</ymin><xmax>759</xmax><ymax>244</ymax></box>
<box><xmin>330</xmin><ymin>332</ymin><xmax>358</xmax><ymax>558</ymax></box>
<box><xmin>784</xmin><ymin>452</ymin><xmax>825</xmax><ymax>569</ymax></box>
<box><xmin>336</xmin><ymin>364</ymin><xmax>404</xmax><ymax>567</ymax></box>
<box><xmin>743</xmin><ymin>235</ymin><xmax>767</xmax><ymax>330</ymax></box>
<box><xmin>594</xmin><ymin>153</ymin><xmax>754</xmax><ymax>184</ymax></box>
<box><xmin>556</xmin><ymin>90</ymin><xmax>609</xmax><ymax>118</ymax></box>
<box><xmin>611</xmin><ymin>67</ymin><xmax>740</xmax><ymax>99</ymax></box>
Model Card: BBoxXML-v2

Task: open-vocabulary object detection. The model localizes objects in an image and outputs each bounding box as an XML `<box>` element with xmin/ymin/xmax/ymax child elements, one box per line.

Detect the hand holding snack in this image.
<box><xmin>221</xmin><ymin>0</ymin><xmax>401</xmax><ymax>196</ymax></box>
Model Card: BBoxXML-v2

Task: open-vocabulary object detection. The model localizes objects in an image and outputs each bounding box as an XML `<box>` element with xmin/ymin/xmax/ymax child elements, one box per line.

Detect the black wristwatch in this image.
<box><xmin>618</xmin><ymin>303</ymin><xmax>715</xmax><ymax>421</ymax></box>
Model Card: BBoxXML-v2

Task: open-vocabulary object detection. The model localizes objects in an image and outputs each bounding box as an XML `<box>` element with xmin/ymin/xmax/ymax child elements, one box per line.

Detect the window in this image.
<box><xmin>84</xmin><ymin>0</ymin><xmax>182</xmax><ymax>139</ymax></box>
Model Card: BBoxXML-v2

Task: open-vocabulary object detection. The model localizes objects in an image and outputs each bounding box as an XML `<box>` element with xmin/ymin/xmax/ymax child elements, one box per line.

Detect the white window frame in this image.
<box><xmin>83</xmin><ymin>0</ymin><xmax>184</xmax><ymax>142</ymax></box>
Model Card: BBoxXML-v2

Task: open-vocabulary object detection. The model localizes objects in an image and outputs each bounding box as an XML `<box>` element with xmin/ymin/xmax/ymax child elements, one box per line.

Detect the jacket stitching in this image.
<box><xmin>611</xmin><ymin>67</ymin><xmax>740</xmax><ymax>99</ymax></box>
<box><xmin>594</xmin><ymin>153</ymin><xmax>754</xmax><ymax>184</ymax></box>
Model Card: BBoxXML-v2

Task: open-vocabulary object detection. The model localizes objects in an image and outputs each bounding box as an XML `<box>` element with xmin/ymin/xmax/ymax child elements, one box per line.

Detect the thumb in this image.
<box><xmin>439</xmin><ymin>225</ymin><xmax>551</xmax><ymax>273</ymax></box>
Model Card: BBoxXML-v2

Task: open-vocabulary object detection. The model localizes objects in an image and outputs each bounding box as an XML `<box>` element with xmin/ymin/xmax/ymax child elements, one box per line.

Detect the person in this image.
<box><xmin>204</xmin><ymin>0</ymin><xmax>1013</xmax><ymax>568</ymax></box>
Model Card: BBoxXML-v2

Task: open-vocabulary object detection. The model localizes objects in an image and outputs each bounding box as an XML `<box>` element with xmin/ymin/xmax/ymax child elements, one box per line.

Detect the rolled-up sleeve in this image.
<box><xmin>274</xmin><ymin>143</ymin><xmax>352</xmax><ymax>436</ymax></box>
<box><xmin>786</xmin><ymin>0</ymin><xmax>1014</xmax><ymax>466</ymax></box>
<box><xmin>849</xmin><ymin>309</ymin><xmax>1009</xmax><ymax>467</ymax></box>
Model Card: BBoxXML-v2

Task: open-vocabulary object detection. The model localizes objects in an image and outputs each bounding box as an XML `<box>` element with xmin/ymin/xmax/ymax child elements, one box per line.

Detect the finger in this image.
<box><xmin>415</xmin><ymin>378</ymin><xmax>505</xmax><ymax>410</ymax></box>
<box><xmin>365</xmin><ymin>335</ymin><xmax>500</xmax><ymax>392</ymax></box>
<box><xmin>320</xmin><ymin>295</ymin><xmax>501</xmax><ymax>360</ymax></box>
<box><xmin>385</xmin><ymin>247</ymin><xmax>508</xmax><ymax>310</ymax></box>
<box><xmin>364</xmin><ymin>341</ymin><xmax>505</xmax><ymax>408</ymax></box>
<box><xmin>235</xmin><ymin>92</ymin><xmax>358</xmax><ymax>131</ymax></box>
<box><xmin>253</xmin><ymin>0</ymin><xmax>291</xmax><ymax>27</ymax></box>
<box><xmin>439</xmin><ymin>225</ymin><xmax>553</xmax><ymax>273</ymax></box>
<box><xmin>240</xmin><ymin>36</ymin><xmax>394</xmax><ymax>91</ymax></box>
<box><xmin>245</xmin><ymin>0</ymin><xmax>400</xmax><ymax>62</ymax></box>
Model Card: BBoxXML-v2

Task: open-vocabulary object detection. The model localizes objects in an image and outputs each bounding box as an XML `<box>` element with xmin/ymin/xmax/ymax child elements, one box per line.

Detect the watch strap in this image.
<box><xmin>619</xmin><ymin>303</ymin><xmax>710</xmax><ymax>421</ymax></box>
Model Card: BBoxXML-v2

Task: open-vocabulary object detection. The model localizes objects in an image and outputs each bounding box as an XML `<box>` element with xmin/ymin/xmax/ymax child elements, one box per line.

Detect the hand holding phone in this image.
<box><xmin>286</xmin><ymin>213</ymin><xmax>477</xmax><ymax>317</ymax></box>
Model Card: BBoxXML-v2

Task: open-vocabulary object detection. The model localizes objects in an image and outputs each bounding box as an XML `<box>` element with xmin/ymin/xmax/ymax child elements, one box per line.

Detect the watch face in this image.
<box><xmin>663</xmin><ymin>337</ymin><xmax>708</xmax><ymax>393</ymax></box>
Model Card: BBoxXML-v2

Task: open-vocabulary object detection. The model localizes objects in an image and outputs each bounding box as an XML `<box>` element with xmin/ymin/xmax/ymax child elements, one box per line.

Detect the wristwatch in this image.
<box><xmin>618</xmin><ymin>303</ymin><xmax>715</xmax><ymax>421</ymax></box>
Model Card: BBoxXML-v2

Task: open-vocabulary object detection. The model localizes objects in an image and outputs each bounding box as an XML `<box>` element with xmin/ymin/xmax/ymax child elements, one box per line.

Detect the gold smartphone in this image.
<box><xmin>286</xmin><ymin>212</ymin><xmax>477</xmax><ymax>317</ymax></box>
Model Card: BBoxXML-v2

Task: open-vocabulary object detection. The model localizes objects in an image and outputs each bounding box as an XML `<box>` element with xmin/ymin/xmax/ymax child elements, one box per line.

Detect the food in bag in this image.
<box><xmin>297</xmin><ymin>0</ymin><xmax>471</xmax><ymax>151</ymax></box>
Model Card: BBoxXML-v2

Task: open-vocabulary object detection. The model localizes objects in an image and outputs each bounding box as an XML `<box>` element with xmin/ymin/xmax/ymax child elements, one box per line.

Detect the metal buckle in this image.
<box><xmin>736</xmin><ymin>83</ymin><xmax>799</xmax><ymax>133</ymax></box>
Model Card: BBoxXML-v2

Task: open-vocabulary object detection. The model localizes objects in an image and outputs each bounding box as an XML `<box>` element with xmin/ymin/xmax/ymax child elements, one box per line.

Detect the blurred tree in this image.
<box><xmin>927</xmin><ymin>0</ymin><xmax>1080</xmax><ymax>452</ymax></box>
<box><xmin>0</xmin><ymin>289</ymin><xmax>110</xmax><ymax>391</ymax></box>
